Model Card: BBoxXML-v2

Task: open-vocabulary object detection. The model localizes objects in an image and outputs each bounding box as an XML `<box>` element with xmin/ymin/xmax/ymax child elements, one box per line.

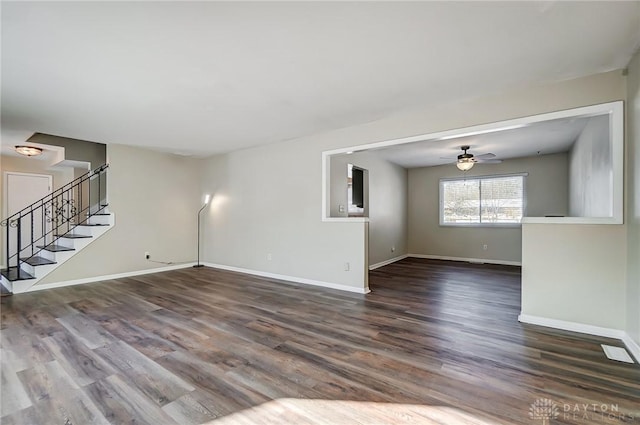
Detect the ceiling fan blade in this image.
<box><xmin>476</xmin><ymin>159</ymin><xmax>503</xmax><ymax>164</ymax></box>
<box><xmin>440</xmin><ymin>156</ymin><xmax>457</xmax><ymax>160</ymax></box>
<box><xmin>474</xmin><ymin>153</ymin><xmax>496</xmax><ymax>159</ymax></box>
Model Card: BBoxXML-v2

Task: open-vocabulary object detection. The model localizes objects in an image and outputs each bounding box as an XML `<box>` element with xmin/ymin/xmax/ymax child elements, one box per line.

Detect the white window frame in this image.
<box><xmin>439</xmin><ymin>173</ymin><xmax>528</xmax><ymax>227</ymax></box>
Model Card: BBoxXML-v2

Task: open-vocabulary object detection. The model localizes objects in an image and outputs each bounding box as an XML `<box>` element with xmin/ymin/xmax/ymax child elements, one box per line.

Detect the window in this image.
<box><xmin>440</xmin><ymin>174</ymin><xmax>526</xmax><ymax>225</ymax></box>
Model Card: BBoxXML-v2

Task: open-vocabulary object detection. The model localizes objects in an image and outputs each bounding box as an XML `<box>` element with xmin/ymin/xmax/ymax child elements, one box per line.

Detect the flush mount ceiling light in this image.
<box><xmin>15</xmin><ymin>145</ymin><xmax>43</xmax><ymax>157</ymax></box>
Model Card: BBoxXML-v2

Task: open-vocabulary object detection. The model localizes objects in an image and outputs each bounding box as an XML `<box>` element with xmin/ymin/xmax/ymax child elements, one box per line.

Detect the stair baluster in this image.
<box><xmin>1</xmin><ymin>164</ymin><xmax>110</xmax><ymax>288</ymax></box>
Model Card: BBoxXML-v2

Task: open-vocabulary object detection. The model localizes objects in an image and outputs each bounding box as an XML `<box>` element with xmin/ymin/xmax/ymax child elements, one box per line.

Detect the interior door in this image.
<box><xmin>5</xmin><ymin>172</ymin><xmax>53</xmax><ymax>260</ymax></box>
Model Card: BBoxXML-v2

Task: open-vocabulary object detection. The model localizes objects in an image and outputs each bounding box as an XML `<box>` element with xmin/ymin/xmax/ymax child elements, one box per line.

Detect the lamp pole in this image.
<box><xmin>194</xmin><ymin>195</ymin><xmax>210</xmax><ymax>268</ymax></box>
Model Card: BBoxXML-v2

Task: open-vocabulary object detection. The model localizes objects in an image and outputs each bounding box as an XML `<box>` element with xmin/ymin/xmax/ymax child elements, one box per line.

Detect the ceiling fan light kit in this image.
<box><xmin>453</xmin><ymin>145</ymin><xmax>501</xmax><ymax>171</ymax></box>
<box><xmin>456</xmin><ymin>145</ymin><xmax>475</xmax><ymax>171</ymax></box>
<box><xmin>456</xmin><ymin>158</ymin><xmax>475</xmax><ymax>171</ymax></box>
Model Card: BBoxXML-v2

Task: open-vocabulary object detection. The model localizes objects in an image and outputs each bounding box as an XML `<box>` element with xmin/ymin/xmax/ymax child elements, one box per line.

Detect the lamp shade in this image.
<box><xmin>456</xmin><ymin>159</ymin><xmax>475</xmax><ymax>171</ymax></box>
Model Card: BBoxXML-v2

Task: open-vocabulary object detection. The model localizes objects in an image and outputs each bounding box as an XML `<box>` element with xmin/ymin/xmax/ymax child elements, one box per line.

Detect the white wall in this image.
<box><xmin>519</xmin><ymin>84</ymin><xmax>628</xmax><ymax>333</ymax></box>
<box><xmin>626</xmin><ymin>49</ymin><xmax>640</xmax><ymax>349</ymax></box>
<box><xmin>0</xmin><ymin>155</ymin><xmax>76</xmax><ymax>266</ymax></box>
<box><xmin>408</xmin><ymin>153</ymin><xmax>568</xmax><ymax>264</ymax></box>
<box><xmin>568</xmin><ymin>115</ymin><xmax>612</xmax><ymax>217</ymax></box>
<box><xmin>329</xmin><ymin>152</ymin><xmax>408</xmax><ymax>266</ymax></box>
<box><xmin>329</xmin><ymin>155</ymin><xmax>352</xmax><ymax>218</ymax></box>
<box><xmin>521</xmin><ymin>224</ymin><xmax>626</xmax><ymax>329</ymax></box>
<box><xmin>22</xmin><ymin>70</ymin><xmax>627</xmax><ymax>305</ymax></box>
<box><xmin>0</xmin><ymin>154</ymin><xmax>75</xmax><ymax>195</ymax></box>
<box><xmin>35</xmin><ymin>144</ymin><xmax>201</xmax><ymax>285</ymax></box>
<box><xmin>196</xmin><ymin>70</ymin><xmax>626</xmax><ymax>295</ymax></box>
<box><xmin>199</xmin><ymin>144</ymin><xmax>370</xmax><ymax>293</ymax></box>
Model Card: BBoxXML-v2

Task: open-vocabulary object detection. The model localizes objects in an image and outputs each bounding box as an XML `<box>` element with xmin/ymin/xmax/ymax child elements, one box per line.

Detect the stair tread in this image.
<box><xmin>88</xmin><ymin>213</ymin><xmax>110</xmax><ymax>216</ymax></box>
<box><xmin>36</xmin><ymin>244</ymin><xmax>75</xmax><ymax>252</ymax></box>
<box><xmin>1</xmin><ymin>267</ymin><xmax>35</xmax><ymax>281</ymax></box>
<box><xmin>21</xmin><ymin>256</ymin><xmax>57</xmax><ymax>266</ymax></box>
<box><xmin>54</xmin><ymin>234</ymin><xmax>93</xmax><ymax>239</ymax></box>
<box><xmin>77</xmin><ymin>223</ymin><xmax>109</xmax><ymax>227</ymax></box>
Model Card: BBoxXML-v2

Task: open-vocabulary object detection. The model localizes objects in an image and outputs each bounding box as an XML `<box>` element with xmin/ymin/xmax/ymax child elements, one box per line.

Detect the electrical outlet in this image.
<box><xmin>344</xmin><ymin>262</ymin><xmax>350</xmax><ymax>271</ymax></box>
<box><xmin>339</xmin><ymin>205</ymin><xmax>345</xmax><ymax>213</ymax></box>
<box><xmin>145</xmin><ymin>251</ymin><xmax>150</xmax><ymax>259</ymax></box>
<box><xmin>483</xmin><ymin>244</ymin><xmax>488</xmax><ymax>251</ymax></box>
<box><xmin>267</xmin><ymin>253</ymin><xmax>272</xmax><ymax>261</ymax></box>
<box><xmin>391</xmin><ymin>245</ymin><xmax>396</xmax><ymax>252</ymax></box>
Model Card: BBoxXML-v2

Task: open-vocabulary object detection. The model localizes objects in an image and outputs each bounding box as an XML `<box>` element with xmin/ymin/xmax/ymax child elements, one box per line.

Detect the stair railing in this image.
<box><xmin>1</xmin><ymin>164</ymin><xmax>109</xmax><ymax>280</ymax></box>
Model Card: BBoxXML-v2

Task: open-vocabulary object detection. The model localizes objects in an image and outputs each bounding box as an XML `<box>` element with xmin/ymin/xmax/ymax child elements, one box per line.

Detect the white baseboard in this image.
<box><xmin>204</xmin><ymin>262</ymin><xmax>370</xmax><ymax>294</ymax></box>
<box><xmin>518</xmin><ymin>314</ymin><xmax>626</xmax><ymax>339</ymax></box>
<box><xmin>24</xmin><ymin>263</ymin><xmax>195</xmax><ymax>293</ymax></box>
<box><xmin>17</xmin><ymin>261</ymin><xmax>369</xmax><ymax>295</ymax></box>
<box><xmin>408</xmin><ymin>254</ymin><xmax>521</xmax><ymax>267</ymax></box>
<box><xmin>622</xmin><ymin>333</ymin><xmax>640</xmax><ymax>364</ymax></box>
<box><xmin>519</xmin><ymin>314</ymin><xmax>640</xmax><ymax>364</ymax></box>
<box><xmin>369</xmin><ymin>254</ymin><xmax>408</xmax><ymax>270</ymax></box>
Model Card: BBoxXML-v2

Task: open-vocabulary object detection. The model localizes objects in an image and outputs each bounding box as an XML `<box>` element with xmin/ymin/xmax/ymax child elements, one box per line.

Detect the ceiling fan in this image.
<box><xmin>444</xmin><ymin>146</ymin><xmax>502</xmax><ymax>171</ymax></box>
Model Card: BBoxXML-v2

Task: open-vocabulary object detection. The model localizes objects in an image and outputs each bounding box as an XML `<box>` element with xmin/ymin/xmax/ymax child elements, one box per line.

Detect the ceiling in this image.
<box><xmin>0</xmin><ymin>138</ymin><xmax>65</xmax><ymax>164</ymax></box>
<box><xmin>2</xmin><ymin>2</ymin><xmax>639</xmax><ymax>157</ymax></box>
<box><xmin>369</xmin><ymin>115</ymin><xmax>594</xmax><ymax>168</ymax></box>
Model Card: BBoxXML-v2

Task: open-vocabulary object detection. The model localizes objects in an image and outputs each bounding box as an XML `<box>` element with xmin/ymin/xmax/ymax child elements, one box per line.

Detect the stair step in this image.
<box><xmin>54</xmin><ymin>234</ymin><xmax>93</xmax><ymax>239</ymax></box>
<box><xmin>76</xmin><ymin>223</ymin><xmax>109</xmax><ymax>227</ymax></box>
<box><xmin>36</xmin><ymin>244</ymin><xmax>75</xmax><ymax>252</ymax></box>
<box><xmin>1</xmin><ymin>267</ymin><xmax>35</xmax><ymax>281</ymax></box>
<box><xmin>88</xmin><ymin>213</ymin><xmax>110</xmax><ymax>216</ymax></box>
<box><xmin>21</xmin><ymin>256</ymin><xmax>57</xmax><ymax>266</ymax></box>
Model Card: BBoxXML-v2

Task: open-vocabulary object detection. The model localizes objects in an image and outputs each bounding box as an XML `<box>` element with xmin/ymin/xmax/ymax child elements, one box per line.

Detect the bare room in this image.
<box><xmin>1</xmin><ymin>2</ymin><xmax>639</xmax><ymax>424</ymax></box>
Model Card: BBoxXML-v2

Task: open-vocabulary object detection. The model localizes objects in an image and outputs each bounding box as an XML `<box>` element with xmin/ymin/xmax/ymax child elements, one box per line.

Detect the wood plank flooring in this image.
<box><xmin>1</xmin><ymin>258</ymin><xmax>638</xmax><ymax>424</ymax></box>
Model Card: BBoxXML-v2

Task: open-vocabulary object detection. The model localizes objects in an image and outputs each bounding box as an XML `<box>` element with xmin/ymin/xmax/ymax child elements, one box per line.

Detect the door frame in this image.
<box><xmin>3</xmin><ymin>171</ymin><xmax>53</xmax><ymax>219</ymax></box>
<box><xmin>2</xmin><ymin>171</ymin><xmax>53</xmax><ymax>268</ymax></box>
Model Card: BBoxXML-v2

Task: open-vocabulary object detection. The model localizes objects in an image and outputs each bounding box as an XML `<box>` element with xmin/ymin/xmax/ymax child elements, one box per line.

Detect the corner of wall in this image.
<box><xmin>625</xmin><ymin>48</ymin><xmax>640</xmax><ymax>351</ymax></box>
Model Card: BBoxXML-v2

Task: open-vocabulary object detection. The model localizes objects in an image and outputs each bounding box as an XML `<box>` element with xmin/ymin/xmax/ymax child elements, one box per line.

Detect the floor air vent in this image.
<box><xmin>601</xmin><ymin>345</ymin><xmax>634</xmax><ymax>363</ymax></box>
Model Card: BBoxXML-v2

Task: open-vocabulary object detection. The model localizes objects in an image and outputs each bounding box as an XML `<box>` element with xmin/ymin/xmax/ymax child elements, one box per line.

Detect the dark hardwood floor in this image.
<box><xmin>1</xmin><ymin>258</ymin><xmax>638</xmax><ymax>424</ymax></box>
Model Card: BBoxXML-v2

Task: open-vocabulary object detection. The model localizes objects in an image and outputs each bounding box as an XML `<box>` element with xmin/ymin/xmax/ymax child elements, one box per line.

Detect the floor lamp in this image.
<box><xmin>194</xmin><ymin>194</ymin><xmax>211</xmax><ymax>268</ymax></box>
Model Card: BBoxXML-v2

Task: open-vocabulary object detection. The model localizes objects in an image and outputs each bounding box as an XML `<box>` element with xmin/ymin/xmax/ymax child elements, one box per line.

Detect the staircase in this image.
<box><xmin>1</xmin><ymin>164</ymin><xmax>114</xmax><ymax>294</ymax></box>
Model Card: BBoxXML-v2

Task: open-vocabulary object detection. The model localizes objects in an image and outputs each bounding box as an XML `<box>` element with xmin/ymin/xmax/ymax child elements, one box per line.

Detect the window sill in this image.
<box><xmin>522</xmin><ymin>217</ymin><xmax>623</xmax><ymax>225</ymax></box>
<box><xmin>439</xmin><ymin>223</ymin><xmax>521</xmax><ymax>228</ymax></box>
<box><xmin>322</xmin><ymin>217</ymin><xmax>370</xmax><ymax>223</ymax></box>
